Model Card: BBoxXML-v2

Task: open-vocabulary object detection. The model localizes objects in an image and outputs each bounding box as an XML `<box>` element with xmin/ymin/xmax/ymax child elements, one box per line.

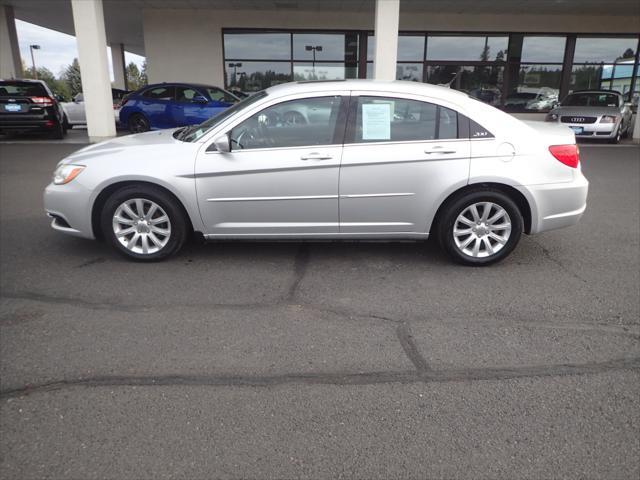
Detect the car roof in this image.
<box><xmin>265</xmin><ymin>79</ymin><xmax>470</xmax><ymax>102</ymax></box>
<box><xmin>0</xmin><ymin>78</ymin><xmax>47</xmax><ymax>85</ymax></box>
<box><xmin>142</xmin><ymin>82</ymin><xmax>225</xmax><ymax>90</ymax></box>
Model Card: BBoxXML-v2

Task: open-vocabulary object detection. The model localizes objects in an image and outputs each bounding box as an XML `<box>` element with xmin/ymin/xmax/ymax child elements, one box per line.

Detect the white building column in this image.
<box><xmin>373</xmin><ymin>0</ymin><xmax>400</xmax><ymax>81</ymax></box>
<box><xmin>71</xmin><ymin>0</ymin><xmax>116</xmax><ymax>142</ymax></box>
<box><xmin>632</xmin><ymin>113</ymin><xmax>640</xmax><ymax>143</ymax></box>
<box><xmin>111</xmin><ymin>42</ymin><xmax>127</xmax><ymax>90</ymax></box>
<box><xmin>0</xmin><ymin>5</ymin><xmax>22</xmax><ymax>79</ymax></box>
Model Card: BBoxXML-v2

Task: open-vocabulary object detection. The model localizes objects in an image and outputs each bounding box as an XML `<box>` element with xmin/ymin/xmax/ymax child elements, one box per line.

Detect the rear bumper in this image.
<box><xmin>0</xmin><ymin>118</ymin><xmax>60</xmax><ymax>132</ymax></box>
<box><xmin>518</xmin><ymin>171</ymin><xmax>589</xmax><ymax>234</ymax></box>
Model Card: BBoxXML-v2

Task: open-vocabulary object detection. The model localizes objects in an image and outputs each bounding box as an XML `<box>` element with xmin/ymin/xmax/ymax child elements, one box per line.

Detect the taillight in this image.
<box><xmin>549</xmin><ymin>144</ymin><xmax>580</xmax><ymax>168</ymax></box>
<box><xmin>30</xmin><ymin>96</ymin><xmax>54</xmax><ymax>107</ymax></box>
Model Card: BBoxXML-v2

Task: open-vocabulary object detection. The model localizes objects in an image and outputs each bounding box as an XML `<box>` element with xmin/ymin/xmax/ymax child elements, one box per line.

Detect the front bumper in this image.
<box><xmin>518</xmin><ymin>171</ymin><xmax>589</xmax><ymax>235</ymax></box>
<box><xmin>558</xmin><ymin>121</ymin><xmax>618</xmax><ymax>139</ymax></box>
<box><xmin>43</xmin><ymin>181</ymin><xmax>95</xmax><ymax>239</ymax></box>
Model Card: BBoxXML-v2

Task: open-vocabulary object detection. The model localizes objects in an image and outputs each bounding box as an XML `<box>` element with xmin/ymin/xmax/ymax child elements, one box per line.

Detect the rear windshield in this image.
<box><xmin>0</xmin><ymin>82</ymin><xmax>48</xmax><ymax>97</ymax></box>
<box><xmin>562</xmin><ymin>92</ymin><xmax>620</xmax><ymax>108</ymax></box>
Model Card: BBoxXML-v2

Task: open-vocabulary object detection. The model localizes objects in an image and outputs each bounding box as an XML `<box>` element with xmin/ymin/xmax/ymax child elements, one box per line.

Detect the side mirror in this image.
<box><xmin>193</xmin><ymin>95</ymin><xmax>208</xmax><ymax>104</ymax></box>
<box><xmin>210</xmin><ymin>133</ymin><xmax>230</xmax><ymax>153</ymax></box>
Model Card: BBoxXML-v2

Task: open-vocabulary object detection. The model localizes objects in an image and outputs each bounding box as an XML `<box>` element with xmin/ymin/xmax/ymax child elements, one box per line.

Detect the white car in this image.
<box><xmin>61</xmin><ymin>88</ymin><xmax>129</xmax><ymax>128</ymax></box>
<box><xmin>44</xmin><ymin>80</ymin><xmax>588</xmax><ymax>265</ymax></box>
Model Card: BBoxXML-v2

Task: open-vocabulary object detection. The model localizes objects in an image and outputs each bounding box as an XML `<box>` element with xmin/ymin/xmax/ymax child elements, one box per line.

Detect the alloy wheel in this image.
<box><xmin>112</xmin><ymin>198</ymin><xmax>171</xmax><ymax>255</ymax></box>
<box><xmin>452</xmin><ymin>202</ymin><xmax>512</xmax><ymax>258</ymax></box>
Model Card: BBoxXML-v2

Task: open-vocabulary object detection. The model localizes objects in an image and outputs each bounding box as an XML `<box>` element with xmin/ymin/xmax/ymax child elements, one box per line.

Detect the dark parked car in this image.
<box><xmin>119</xmin><ymin>83</ymin><xmax>240</xmax><ymax>133</ymax></box>
<box><xmin>0</xmin><ymin>79</ymin><xmax>67</xmax><ymax>139</ymax></box>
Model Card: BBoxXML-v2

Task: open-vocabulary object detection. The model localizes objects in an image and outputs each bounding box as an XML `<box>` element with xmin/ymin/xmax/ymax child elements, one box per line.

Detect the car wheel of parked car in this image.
<box><xmin>50</xmin><ymin>121</ymin><xmax>65</xmax><ymax>140</ymax></box>
<box><xmin>608</xmin><ymin>126</ymin><xmax>621</xmax><ymax>144</ymax></box>
<box><xmin>128</xmin><ymin>113</ymin><xmax>150</xmax><ymax>134</ymax></box>
<box><xmin>63</xmin><ymin>115</ymin><xmax>72</xmax><ymax>130</ymax></box>
<box><xmin>438</xmin><ymin>190</ymin><xmax>523</xmax><ymax>266</ymax></box>
<box><xmin>101</xmin><ymin>185</ymin><xmax>188</xmax><ymax>261</ymax></box>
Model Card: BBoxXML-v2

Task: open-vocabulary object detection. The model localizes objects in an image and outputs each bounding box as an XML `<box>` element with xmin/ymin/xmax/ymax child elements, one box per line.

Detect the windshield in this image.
<box><xmin>562</xmin><ymin>92</ymin><xmax>619</xmax><ymax>108</ymax></box>
<box><xmin>177</xmin><ymin>90</ymin><xmax>267</xmax><ymax>142</ymax></box>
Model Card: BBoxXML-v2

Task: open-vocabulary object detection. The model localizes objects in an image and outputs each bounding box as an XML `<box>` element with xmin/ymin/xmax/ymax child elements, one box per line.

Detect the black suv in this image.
<box><xmin>0</xmin><ymin>79</ymin><xmax>67</xmax><ymax>139</ymax></box>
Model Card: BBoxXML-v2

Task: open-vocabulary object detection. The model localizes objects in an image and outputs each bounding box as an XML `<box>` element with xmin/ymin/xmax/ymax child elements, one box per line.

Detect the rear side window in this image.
<box><xmin>0</xmin><ymin>82</ymin><xmax>48</xmax><ymax>97</ymax></box>
<box><xmin>349</xmin><ymin>96</ymin><xmax>458</xmax><ymax>143</ymax></box>
<box><xmin>205</xmin><ymin>87</ymin><xmax>238</xmax><ymax>104</ymax></box>
<box><xmin>142</xmin><ymin>86</ymin><xmax>175</xmax><ymax>100</ymax></box>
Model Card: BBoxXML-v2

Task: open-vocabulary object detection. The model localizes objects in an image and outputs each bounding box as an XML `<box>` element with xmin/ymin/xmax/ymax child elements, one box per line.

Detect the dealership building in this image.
<box><xmin>1</xmin><ymin>0</ymin><xmax>639</xmax><ymax>141</ymax></box>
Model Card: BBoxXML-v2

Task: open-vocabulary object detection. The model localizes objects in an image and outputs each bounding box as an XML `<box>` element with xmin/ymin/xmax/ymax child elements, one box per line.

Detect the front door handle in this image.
<box><xmin>301</xmin><ymin>153</ymin><xmax>333</xmax><ymax>161</ymax></box>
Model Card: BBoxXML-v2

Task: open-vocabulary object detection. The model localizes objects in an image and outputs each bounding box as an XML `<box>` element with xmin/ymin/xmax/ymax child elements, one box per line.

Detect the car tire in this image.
<box><xmin>437</xmin><ymin>189</ymin><xmax>523</xmax><ymax>266</ymax></box>
<box><xmin>49</xmin><ymin>121</ymin><xmax>65</xmax><ymax>140</ymax></box>
<box><xmin>128</xmin><ymin>113</ymin><xmax>150</xmax><ymax>134</ymax></box>
<box><xmin>63</xmin><ymin>115</ymin><xmax>72</xmax><ymax>130</ymax></box>
<box><xmin>608</xmin><ymin>126</ymin><xmax>621</xmax><ymax>144</ymax></box>
<box><xmin>101</xmin><ymin>184</ymin><xmax>188</xmax><ymax>262</ymax></box>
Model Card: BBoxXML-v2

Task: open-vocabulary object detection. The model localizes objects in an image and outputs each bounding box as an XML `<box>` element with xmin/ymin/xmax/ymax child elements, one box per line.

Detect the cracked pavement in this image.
<box><xmin>1</xmin><ymin>142</ymin><xmax>639</xmax><ymax>479</ymax></box>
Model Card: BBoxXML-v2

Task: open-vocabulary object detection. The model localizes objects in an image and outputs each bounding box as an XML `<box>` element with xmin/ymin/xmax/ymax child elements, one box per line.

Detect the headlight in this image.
<box><xmin>600</xmin><ymin>115</ymin><xmax>617</xmax><ymax>124</ymax></box>
<box><xmin>545</xmin><ymin>113</ymin><xmax>558</xmax><ymax>121</ymax></box>
<box><xmin>53</xmin><ymin>164</ymin><xmax>85</xmax><ymax>185</ymax></box>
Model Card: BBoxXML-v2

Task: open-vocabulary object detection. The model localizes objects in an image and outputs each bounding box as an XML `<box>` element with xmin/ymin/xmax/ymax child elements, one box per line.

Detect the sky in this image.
<box><xmin>15</xmin><ymin>19</ymin><xmax>146</xmax><ymax>80</ymax></box>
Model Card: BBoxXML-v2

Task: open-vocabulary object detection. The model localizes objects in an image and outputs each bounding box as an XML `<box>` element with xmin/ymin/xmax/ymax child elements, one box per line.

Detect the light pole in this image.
<box><xmin>29</xmin><ymin>44</ymin><xmax>41</xmax><ymax>79</ymax></box>
<box><xmin>228</xmin><ymin>62</ymin><xmax>242</xmax><ymax>86</ymax></box>
<box><xmin>305</xmin><ymin>45</ymin><xmax>322</xmax><ymax>77</ymax></box>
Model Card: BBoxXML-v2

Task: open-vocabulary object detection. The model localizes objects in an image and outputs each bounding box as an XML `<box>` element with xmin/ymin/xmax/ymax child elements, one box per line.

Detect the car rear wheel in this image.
<box><xmin>128</xmin><ymin>113</ymin><xmax>150</xmax><ymax>134</ymax></box>
<box><xmin>101</xmin><ymin>185</ymin><xmax>188</xmax><ymax>261</ymax></box>
<box><xmin>437</xmin><ymin>190</ymin><xmax>523</xmax><ymax>266</ymax></box>
<box><xmin>49</xmin><ymin>121</ymin><xmax>65</xmax><ymax>139</ymax></box>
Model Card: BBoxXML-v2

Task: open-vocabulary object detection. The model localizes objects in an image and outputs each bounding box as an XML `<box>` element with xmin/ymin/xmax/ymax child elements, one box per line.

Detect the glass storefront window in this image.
<box><xmin>521</xmin><ymin>36</ymin><xmax>566</xmax><ymax>63</ymax></box>
<box><xmin>427</xmin><ymin>36</ymin><xmax>508</xmax><ymax>62</ymax></box>
<box><xmin>293</xmin><ymin>33</ymin><xmax>357</xmax><ymax>61</ymax></box>
<box><xmin>396</xmin><ymin>63</ymin><xmax>423</xmax><ymax>82</ymax></box>
<box><xmin>504</xmin><ymin>64</ymin><xmax>562</xmax><ymax>112</ymax></box>
<box><xmin>224</xmin><ymin>33</ymin><xmax>290</xmax><ymax>60</ymax></box>
<box><xmin>293</xmin><ymin>63</ymin><xmax>356</xmax><ymax>81</ymax></box>
<box><xmin>573</xmin><ymin>37</ymin><xmax>637</xmax><ymax>63</ymax></box>
<box><xmin>425</xmin><ymin>65</ymin><xmax>504</xmax><ymax>106</ymax></box>
<box><xmin>226</xmin><ymin>61</ymin><xmax>292</xmax><ymax>92</ymax></box>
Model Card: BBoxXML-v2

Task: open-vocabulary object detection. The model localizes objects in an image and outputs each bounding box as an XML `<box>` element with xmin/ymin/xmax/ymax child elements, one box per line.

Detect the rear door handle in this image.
<box><xmin>301</xmin><ymin>153</ymin><xmax>333</xmax><ymax>161</ymax></box>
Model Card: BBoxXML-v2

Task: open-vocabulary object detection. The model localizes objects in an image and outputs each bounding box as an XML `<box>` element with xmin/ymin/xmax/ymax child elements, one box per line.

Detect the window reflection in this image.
<box><xmin>396</xmin><ymin>63</ymin><xmax>423</xmax><ymax>82</ymax></box>
<box><xmin>293</xmin><ymin>63</ymin><xmax>357</xmax><ymax>81</ymax></box>
<box><xmin>293</xmin><ymin>34</ymin><xmax>357</xmax><ymax>61</ymax></box>
<box><xmin>226</xmin><ymin>61</ymin><xmax>292</xmax><ymax>92</ymax></box>
<box><xmin>521</xmin><ymin>36</ymin><xmax>566</xmax><ymax>63</ymax></box>
<box><xmin>426</xmin><ymin>65</ymin><xmax>504</xmax><ymax>106</ymax></box>
<box><xmin>427</xmin><ymin>36</ymin><xmax>508</xmax><ymax>62</ymax></box>
<box><xmin>224</xmin><ymin>33</ymin><xmax>290</xmax><ymax>60</ymax></box>
<box><xmin>367</xmin><ymin>35</ymin><xmax>425</xmax><ymax>61</ymax></box>
<box><xmin>573</xmin><ymin>37</ymin><xmax>637</xmax><ymax>63</ymax></box>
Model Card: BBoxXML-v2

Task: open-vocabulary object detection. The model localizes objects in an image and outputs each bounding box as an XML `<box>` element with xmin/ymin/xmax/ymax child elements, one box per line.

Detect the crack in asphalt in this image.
<box><xmin>2</xmin><ymin>356</ymin><xmax>638</xmax><ymax>399</ymax></box>
<box><xmin>395</xmin><ymin>323</ymin><xmax>431</xmax><ymax>372</ymax></box>
<box><xmin>286</xmin><ymin>244</ymin><xmax>311</xmax><ymax>301</ymax></box>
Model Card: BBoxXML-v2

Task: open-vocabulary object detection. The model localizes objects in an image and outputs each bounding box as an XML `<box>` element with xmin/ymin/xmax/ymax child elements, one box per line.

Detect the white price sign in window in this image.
<box><xmin>362</xmin><ymin>102</ymin><xmax>392</xmax><ymax>140</ymax></box>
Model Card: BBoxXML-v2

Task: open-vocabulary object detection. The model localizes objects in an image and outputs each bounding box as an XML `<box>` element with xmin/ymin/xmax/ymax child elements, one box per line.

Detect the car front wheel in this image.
<box><xmin>128</xmin><ymin>113</ymin><xmax>150</xmax><ymax>133</ymax></box>
<box><xmin>101</xmin><ymin>185</ymin><xmax>188</xmax><ymax>261</ymax></box>
<box><xmin>438</xmin><ymin>190</ymin><xmax>523</xmax><ymax>266</ymax></box>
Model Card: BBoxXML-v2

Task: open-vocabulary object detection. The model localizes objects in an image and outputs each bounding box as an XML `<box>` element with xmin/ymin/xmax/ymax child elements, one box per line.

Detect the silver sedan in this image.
<box><xmin>44</xmin><ymin>80</ymin><xmax>588</xmax><ymax>266</ymax></box>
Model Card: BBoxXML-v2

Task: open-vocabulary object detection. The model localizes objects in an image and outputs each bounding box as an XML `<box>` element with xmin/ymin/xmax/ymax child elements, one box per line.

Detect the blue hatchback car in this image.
<box><xmin>119</xmin><ymin>83</ymin><xmax>240</xmax><ymax>133</ymax></box>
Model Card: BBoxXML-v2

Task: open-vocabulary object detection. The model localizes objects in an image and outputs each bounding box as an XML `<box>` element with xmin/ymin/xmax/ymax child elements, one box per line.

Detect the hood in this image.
<box><xmin>62</xmin><ymin>129</ymin><xmax>183</xmax><ymax>164</ymax></box>
<box><xmin>550</xmin><ymin>106</ymin><xmax>620</xmax><ymax>117</ymax></box>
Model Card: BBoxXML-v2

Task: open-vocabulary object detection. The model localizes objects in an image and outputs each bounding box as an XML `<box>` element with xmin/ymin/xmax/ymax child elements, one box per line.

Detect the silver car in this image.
<box><xmin>545</xmin><ymin>90</ymin><xmax>633</xmax><ymax>143</ymax></box>
<box><xmin>44</xmin><ymin>80</ymin><xmax>588</xmax><ymax>266</ymax></box>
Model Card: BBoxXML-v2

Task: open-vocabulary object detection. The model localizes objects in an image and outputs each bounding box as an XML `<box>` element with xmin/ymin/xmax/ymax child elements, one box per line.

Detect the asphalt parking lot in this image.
<box><xmin>0</xmin><ymin>141</ymin><xmax>639</xmax><ymax>479</ymax></box>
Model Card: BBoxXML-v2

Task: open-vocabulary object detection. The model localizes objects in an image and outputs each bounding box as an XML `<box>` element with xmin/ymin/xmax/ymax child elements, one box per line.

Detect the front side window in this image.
<box><xmin>175</xmin><ymin>87</ymin><xmax>200</xmax><ymax>103</ymax></box>
<box><xmin>142</xmin><ymin>87</ymin><xmax>175</xmax><ymax>100</ymax></box>
<box><xmin>230</xmin><ymin>96</ymin><xmax>342</xmax><ymax>150</ymax></box>
<box><xmin>350</xmin><ymin>96</ymin><xmax>458</xmax><ymax>143</ymax></box>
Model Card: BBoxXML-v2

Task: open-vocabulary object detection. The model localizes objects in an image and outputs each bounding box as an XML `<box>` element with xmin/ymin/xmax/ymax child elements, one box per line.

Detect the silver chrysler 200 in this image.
<box><xmin>44</xmin><ymin>80</ymin><xmax>588</xmax><ymax>266</ymax></box>
<box><xmin>545</xmin><ymin>89</ymin><xmax>634</xmax><ymax>143</ymax></box>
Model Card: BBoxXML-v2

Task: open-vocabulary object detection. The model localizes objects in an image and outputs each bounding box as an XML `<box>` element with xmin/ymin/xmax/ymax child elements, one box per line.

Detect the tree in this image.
<box><xmin>21</xmin><ymin>61</ymin><xmax>71</xmax><ymax>100</ymax></box>
<box><xmin>126</xmin><ymin>62</ymin><xmax>147</xmax><ymax>91</ymax></box>
<box><xmin>62</xmin><ymin>58</ymin><xmax>82</xmax><ymax>97</ymax></box>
